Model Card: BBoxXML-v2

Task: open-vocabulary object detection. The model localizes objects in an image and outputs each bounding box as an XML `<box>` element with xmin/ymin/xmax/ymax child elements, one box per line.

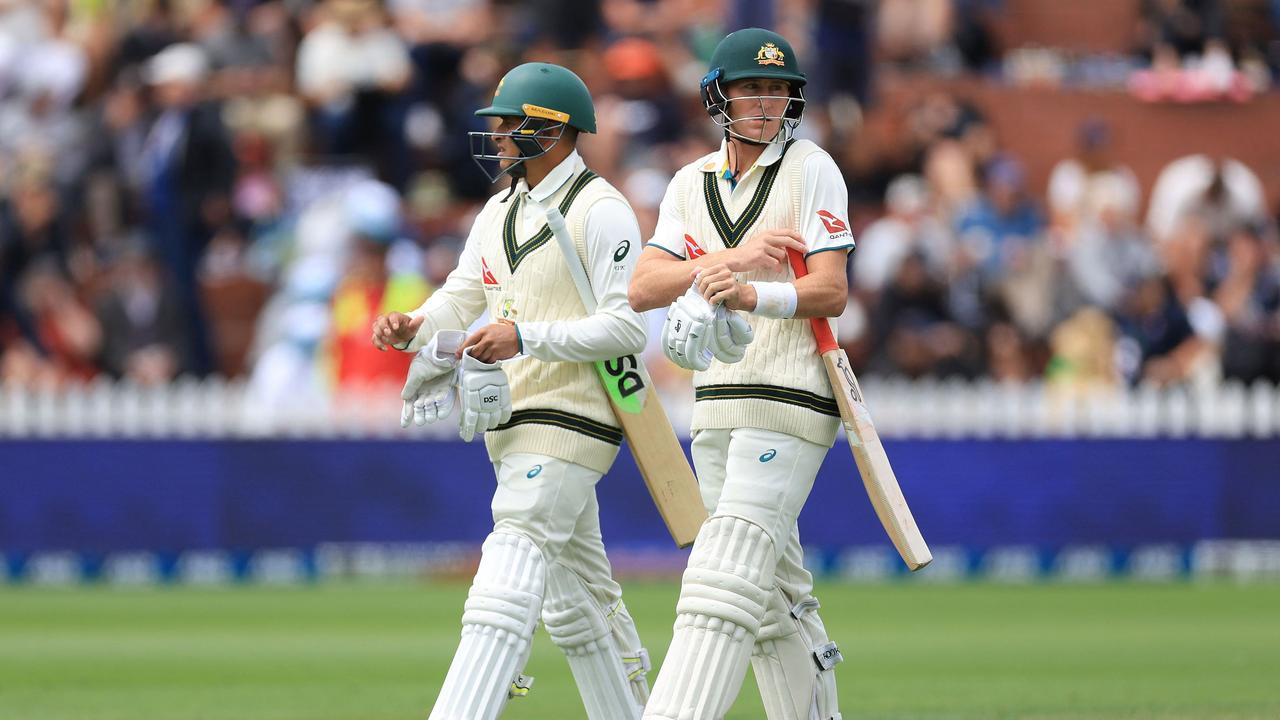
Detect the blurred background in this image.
<box><xmin>2</xmin><ymin>2</ymin><xmax>1280</xmax><ymax>719</ymax></box>
<box><xmin>1</xmin><ymin>0</ymin><xmax>1279</xmax><ymax>587</ymax></box>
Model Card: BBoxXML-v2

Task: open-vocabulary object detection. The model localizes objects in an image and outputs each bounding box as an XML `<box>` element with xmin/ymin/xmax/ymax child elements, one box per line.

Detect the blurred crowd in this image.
<box><xmin>1</xmin><ymin>0</ymin><xmax>1278</xmax><ymax>399</ymax></box>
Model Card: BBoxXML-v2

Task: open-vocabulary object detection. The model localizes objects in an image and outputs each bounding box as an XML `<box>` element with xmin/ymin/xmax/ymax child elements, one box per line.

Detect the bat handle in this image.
<box><xmin>785</xmin><ymin>248</ymin><xmax>840</xmax><ymax>355</ymax></box>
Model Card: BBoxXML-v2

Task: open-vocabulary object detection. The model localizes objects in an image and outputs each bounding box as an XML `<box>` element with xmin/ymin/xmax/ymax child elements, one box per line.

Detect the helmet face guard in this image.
<box><xmin>468</xmin><ymin>116</ymin><xmax>567</xmax><ymax>183</ymax></box>
<box><xmin>701</xmin><ymin>69</ymin><xmax>805</xmax><ymax>146</ymax></box>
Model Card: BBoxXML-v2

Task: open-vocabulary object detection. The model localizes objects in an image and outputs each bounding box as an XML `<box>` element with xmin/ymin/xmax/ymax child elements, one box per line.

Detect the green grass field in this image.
<box><xmin>2</xmin><ymin>581</ymin><xmax>1278</xmax><ymax>719</ymax></box>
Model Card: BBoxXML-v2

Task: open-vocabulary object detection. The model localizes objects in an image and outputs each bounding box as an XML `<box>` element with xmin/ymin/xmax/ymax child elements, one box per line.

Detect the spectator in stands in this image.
<box><xmin>853</xmin><ymin>174</ymin><xmax>951</xmax><ymax>294</ymax></box>
<box><xmin>394</xmin><ymin>0</ymin><xmax>495</xmax><ymax>199</ymax></box>
<box><xmin>203</xmin><ymin>2</ymin><xmax>304</xmax><ymax>171</ymax></box>
<box><xmin>1212</xmin><ymin>221</ymin><xmax>1280</xmax><ymax>383</ymax></box>
<box><xmin>139</xmin><ymin>43</ymin><xmax>236</xmax><ymax>377</ymax></box>
<box><xmin>1150</xmin><ymin>156</ymin><xmax>1268</xmax><ymax>313</ymax></box>
<box><xmin>527</xmin><ymin>0</ymin><xmax>604</xmax><ymax>49</ymax></box>
<box><xmin>115</xmin><ymin>0</ymin><xmax>182</xmax><ymax>69</ymax></box>
<box><xmin>0</xmin><ymin>155</ymin><xmax>73</xmax><ymax>336</ymax></box>
<box><xmin>1147</xmin><ymin>155</ymin><xmax>1266</xmax><ymax>246</ymax></box>
<box><xmin>870</xmin><ymin>251</ymin><xmax>977</xmax><ymax>378</ymax></box>
<box><xmin>0</xmin><ymin>7</ymin><xmax>89</xmax><ymax>189</ymax></box>
<box><xmin>1113</xmin><ymin>271</ymin><xmax>1209</xmax><ymax>386</ymax></box>
<box><xmin>1067</xmin><ymin>171</ymin><xmax>1159</xmax><ymax>313</ymax></box>
<box><xmin>95</xmin><ymin>239</ymin><xmax>190</xmax><ymax>384</ymax></box>
<box><xmin>1137</xmin><ymin>0</ymin><xmax>1226</xmax><ymax>63</ymax></box>
<box><xmin>328</xmin><ymin>180</ymin><xmax>429</xmax><ymax>387</ymax></box>
<box><xmin>811</xmin><ymin>0</ymin><xmax>873</xmax><ymax>104</ymax></box>
<box><xmin>593</xmin><ymin>38</ymin><xmax>687</xmax><ymax>177</ymax></box>
<box><xmin>391</xmin><ymin>0</ymin><xmax>492</xmax><ymax>48</ymax></box>
<box><xmin>956</xmin><ymin>155</ymin><xmax>1043</xmax><ymax>281</ymax></box>
<box><xmin>877</xmin><ymin>0</ymin><xmax>957</xmax><ymax>71</ymax></box>
<box><xmin>297</xmin><ymin>0</ymin><xmax>412</xmax><ymax>186</ymax></box>
<box><xmin>950</xmin><ymin>155</ymin><xmax>1043</xmax><ymax>330</ymax></box>
<box><xmin>1046</xmin><ymin>119</ymin><xmax>1141</xmax><ymax>235</ymax></box>
<box><xmin>2</xmin><ymin>259</ymin><xmax>100</xmax><ymax>387</ymax></box>
<box><xmin>1047</xmin><ymin>307</ymin><xmax>1119</xmax><ymax>391</ymax></box>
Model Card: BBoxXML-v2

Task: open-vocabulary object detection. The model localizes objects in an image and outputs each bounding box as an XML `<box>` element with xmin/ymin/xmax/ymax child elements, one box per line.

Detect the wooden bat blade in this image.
<box><xmin>544</xmin><ymin>206</ymin><xmax>705</xmax><ymax>548</ymax></box>
<box><xmin>822</xmin><ymin>349</ymin><xmax>932</xmax><ymax>571</ymax></box>
<box><xmin>613</xmin><ymin>391</ymin><xmax>706</xmax><ymax>548</ymax></box>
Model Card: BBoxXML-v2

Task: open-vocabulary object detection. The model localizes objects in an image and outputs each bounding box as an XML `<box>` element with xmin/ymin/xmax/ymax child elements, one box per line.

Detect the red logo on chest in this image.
<box><xmin>481</xmin><ymin>257</ymin><xmax>498</xmax><ymax>286</ymax></box>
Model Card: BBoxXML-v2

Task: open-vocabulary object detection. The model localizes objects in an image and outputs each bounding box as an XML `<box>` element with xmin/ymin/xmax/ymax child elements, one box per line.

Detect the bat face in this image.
<box><xmin>823</xmin><ymin>348</ymin><xmax>932</xmax><ymax>571</ymax></box>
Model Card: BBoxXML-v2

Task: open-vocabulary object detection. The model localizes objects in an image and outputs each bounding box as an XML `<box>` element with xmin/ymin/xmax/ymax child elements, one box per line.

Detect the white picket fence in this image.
<box><xmin>1</xmin><ymin>377</ymin><xmax>1279</xmax><ymax>439</ymax></box>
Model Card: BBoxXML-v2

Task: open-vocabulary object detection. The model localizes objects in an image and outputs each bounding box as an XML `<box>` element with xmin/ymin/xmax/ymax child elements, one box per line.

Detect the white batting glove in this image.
<box><xmin>400</xmin><ymin>329</ymin><xmax>466</xmax><ymax>427</ymax></box>
<box><xmin>662</xmin><ymin>284</ymin><xmax>714</xmax><ymax>371</ymax></box>
<box><xmin>457</xmin><ymin>350</ymin><xmax>512</xmax><ymax>442</ymax></box>
<box><xmin>707</xmin><ymin>306</ymin><xmax>754</xmax><ymax>364</ymax></box>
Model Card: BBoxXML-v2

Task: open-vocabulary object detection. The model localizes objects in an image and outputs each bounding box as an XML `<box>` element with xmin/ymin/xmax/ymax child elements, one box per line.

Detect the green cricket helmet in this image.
<box><xmin>701</xmin><ymin>28</ymin><xmax>807</xmax><ymax>145</ymax></box>
<box><xmin>471</xmin><ymin>62</ymin><xmax>596</xmax><ymax>183</ymax></box>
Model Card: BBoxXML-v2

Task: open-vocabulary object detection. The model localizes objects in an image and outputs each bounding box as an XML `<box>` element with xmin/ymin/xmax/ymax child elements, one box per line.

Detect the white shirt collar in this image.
<box><xmin>697</xmin><ymin>138</ymin><xmax>787</xmax><ymax>177</ymax></box>
<box><xmin>521</xmin><ymin>150</ymin><xmax>586</xmax><ymax>203</ymax></box>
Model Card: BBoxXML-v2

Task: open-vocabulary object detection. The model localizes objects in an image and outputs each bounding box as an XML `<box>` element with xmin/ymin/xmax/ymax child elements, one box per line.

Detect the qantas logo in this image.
<box><xmin>684</xmin><ymin>234</ymin><xmax>707</xmax><ymax>259</ymax></box>
<box><xmin>817</xmin><ymin>210</ymin><xmax>851</xmax><ymax>238</ymax></box>
<box><xmin>481</xmin><ymin>257</ymin><xmax>498</xmax><ymax>286</ymax></box>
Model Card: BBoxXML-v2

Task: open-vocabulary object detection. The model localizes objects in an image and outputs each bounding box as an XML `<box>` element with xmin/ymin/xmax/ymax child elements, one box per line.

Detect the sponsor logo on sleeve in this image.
<box><xmin>816</xmin><ymin>210</ymin><xmax>851</xmax><ymax>239</ymax></box>
<box><xmin>684</xmin><ymin>234</ymin><xmax>707</xmax><ymax>259</ymax></box>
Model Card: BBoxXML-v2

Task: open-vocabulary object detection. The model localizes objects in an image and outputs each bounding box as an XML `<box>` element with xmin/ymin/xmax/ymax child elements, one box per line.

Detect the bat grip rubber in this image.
<box><xmin>785</xmin><ymin>248</ymin><xmax>840</xmax><ymax>354</ymax></box>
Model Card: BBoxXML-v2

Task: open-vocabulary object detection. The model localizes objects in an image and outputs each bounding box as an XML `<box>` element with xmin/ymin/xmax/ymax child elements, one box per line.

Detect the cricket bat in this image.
<box><xmin>545</xmin><ymin>208</ymin><xmax>706</xmax><ymax>548</ymax></box>
<box><xmin>787</xmin><ymin>248</ymin><xmax>932</xmax><ymax>570</ymax></box>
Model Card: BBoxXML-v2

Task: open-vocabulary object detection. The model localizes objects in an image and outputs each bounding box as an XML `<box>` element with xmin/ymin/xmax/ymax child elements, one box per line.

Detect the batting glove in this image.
<box><xmin>707</xmin><ymin>306</ymin><xmax>754</xmax><ymax>364</ymax></box>
<box><xmin>662</xmin><ymin>284</ymin><xmax>715</xmax><ymax>371</ymax></box>
<box><xmin>457</xmin><ymin>350</ymin><xmax>512</xmax><ymax>442</ymax></box>
<box><xmin>400</xmin><ymin>329</ymin><xmax>467</xmax><ymax>427</ymax></box>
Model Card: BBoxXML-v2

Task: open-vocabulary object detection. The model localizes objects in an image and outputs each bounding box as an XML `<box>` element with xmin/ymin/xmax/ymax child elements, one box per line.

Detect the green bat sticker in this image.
<box><xmin>595</xmin><ymin>354</ymin><xmax>646</xmax><ymax>413</ymax></box>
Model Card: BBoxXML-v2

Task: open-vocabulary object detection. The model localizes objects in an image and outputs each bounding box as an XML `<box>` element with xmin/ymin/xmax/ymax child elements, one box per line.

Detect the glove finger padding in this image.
<box><xmin>412</xmin><ymin>384</ymin><xmax>455</xmax><ymax>426</ymax></box>
<box><xmin>708</xmin><ymin>307</ymin><xmax>753</xmax><ymax>364</ymax></box>
<box><xmin>457</xmin><ymin>350</ymin><xmax>512</xmax><ymax>442</ymax></box>
<box><xmin>725</xmin><ymin>309</ymin><xmax>754</xmax><ymax>345</ymax></box>
<box><xmin>400</xmin><ymin>329</ymin><xmax>466</xmax><ymax>428</ymax></box>
<box><xmin>663</xmin><ymin>286</ymin><xmax>715</xmax><ymax>371</ymax></box>
<box><xmin>684</xmin><ymin>317</ymin><xmax>712</xmax><ymax>371</ymax></box>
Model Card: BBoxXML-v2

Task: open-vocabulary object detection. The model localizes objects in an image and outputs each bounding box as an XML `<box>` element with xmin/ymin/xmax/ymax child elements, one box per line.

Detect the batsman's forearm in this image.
<box><xmin>789</xmin><ymin>273</ymin><xmax>849</xmax><ymax>319</ymax></box>
<box><xmin>518</xmin><ymin>309</ymin><xmax>647</xmax><ymax>362</ymax></box>
<box><xmin>401</xmin><ymin>292</ymin><xmax>482</xmax><ymax>352</ymax></box>
<box><xmin>628</xmin><ymin>247</ymin><xmax>740</xmax><ymax>312</ymax></box>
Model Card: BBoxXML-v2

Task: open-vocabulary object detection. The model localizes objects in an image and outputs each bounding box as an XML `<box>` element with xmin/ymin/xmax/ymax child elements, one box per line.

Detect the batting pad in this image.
<box><xmin>543</xmin><ymin>564</ymin><xmax>646</xmax><ymax>719</ymax></box>
<box><xmin>753</xmin><ymin>592</ymin><xmax>843</xmax><ymax>720</ymax></box>
<box><xmin>429</xmin><ymin>532</ymin><xmax>545</xmax><ymax>720</ymax></box>
<box><xmin>644</xmin><ymin>514</ymin><xmax>777</xmax><ymax>720</ymax></box>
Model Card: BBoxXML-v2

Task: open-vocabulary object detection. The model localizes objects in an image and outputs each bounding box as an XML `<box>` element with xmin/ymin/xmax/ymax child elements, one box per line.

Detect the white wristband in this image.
<box><xmin>749</xmin><ymin>281</ymin><xmax>798</xmax><ymax>318</ymax></box>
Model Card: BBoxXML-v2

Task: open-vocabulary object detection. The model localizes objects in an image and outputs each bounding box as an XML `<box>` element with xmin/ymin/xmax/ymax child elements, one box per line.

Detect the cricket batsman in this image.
<box><xmin>371</xmin><ymin>62</ymin><xmax>651</xmax><ymax>719</ymax></box>
<box><xmin>627</xmin><ymin>28</ymin><xmax>854</xmax><ymax>719</ymax></box>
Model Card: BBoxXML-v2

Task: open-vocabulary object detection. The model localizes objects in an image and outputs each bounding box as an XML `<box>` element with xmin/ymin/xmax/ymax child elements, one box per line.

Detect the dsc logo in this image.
<box><xmin>604</xmin><ymin>355</ymin><xmax>644</xmax><ymax>399</ymax></box>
